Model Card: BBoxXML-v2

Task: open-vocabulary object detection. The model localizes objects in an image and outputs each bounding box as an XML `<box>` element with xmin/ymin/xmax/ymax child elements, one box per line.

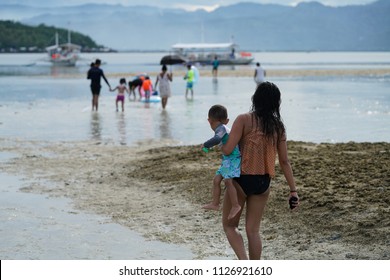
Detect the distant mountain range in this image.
<box><xmin>1</xmin><ymin>0</ymin><xmax>389</xmax><ymax>51</ymax></box>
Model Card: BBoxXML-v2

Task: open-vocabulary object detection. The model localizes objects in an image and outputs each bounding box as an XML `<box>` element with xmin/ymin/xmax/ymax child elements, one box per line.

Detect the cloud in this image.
<box><xmin>172</xmin><ymin>4</ymin><xmax>220</xmax><ymax>12</ymax></box>
<box><xmin>0</xmin><ymin>0</ymin><xmax>378</xmax><ymax>8</ymax></box>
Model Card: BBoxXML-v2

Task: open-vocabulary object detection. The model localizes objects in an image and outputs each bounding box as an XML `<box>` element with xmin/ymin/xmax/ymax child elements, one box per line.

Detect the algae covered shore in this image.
<box><xmin>2</xmin><ymin>138</ymin><xmax>389</xmax><ymax>259</ymax></box>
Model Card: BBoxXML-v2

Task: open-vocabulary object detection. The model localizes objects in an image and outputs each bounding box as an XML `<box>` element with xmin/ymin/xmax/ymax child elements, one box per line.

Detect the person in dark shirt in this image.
<box><xmin>128</xmin><ymin>77</ymin><xmax>144</xmax><ymax>100</ymax></box>
<box><xmin>87</xmin><ymin>59</ymin><xmax>111</xmax><ymax>111</ymax></box>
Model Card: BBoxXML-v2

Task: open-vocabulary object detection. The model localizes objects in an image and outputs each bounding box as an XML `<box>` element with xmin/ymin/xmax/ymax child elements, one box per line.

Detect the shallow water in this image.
<box><xmin>0</xmin><ymin>74</ymin><xmax>389</xmax><ymax>144</ymax></box>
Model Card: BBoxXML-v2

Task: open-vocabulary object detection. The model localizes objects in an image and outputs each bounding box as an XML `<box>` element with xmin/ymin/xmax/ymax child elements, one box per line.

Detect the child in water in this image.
<box><xmin>183</xmin><ymin>64</ymin><xmax>194</xmax><ymax>98</ymax></box>
<box><xmin>142</xmin><ymin>76</ymin><xmax>153</xmax><ymax>101</ymax></box>
<box><xmin>110</xmin><ymin>78</ymin><xmax>129</xmax><ymax>111</ymax></box>
<box><xmin>201</xmin><ymin>104</ymin><xmax>241</xmax><ymax>220</ymax></box>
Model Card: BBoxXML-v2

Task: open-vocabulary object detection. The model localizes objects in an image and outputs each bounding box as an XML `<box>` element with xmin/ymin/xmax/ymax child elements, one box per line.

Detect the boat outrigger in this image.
<box><xmin>160</xmin><ymin>43</ymin><xmax>254</xmax><ymax>65</ymax></box>
<box><xmin>45</xmin><ymin>31</ymin><xmax>81</xmax><ymax>66</ymax></box>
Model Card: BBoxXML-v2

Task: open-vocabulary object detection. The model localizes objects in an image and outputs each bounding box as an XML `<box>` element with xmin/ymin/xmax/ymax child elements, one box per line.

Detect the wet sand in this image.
<box><xmin>1</xmin><ymin>138</ymin><xmax>389</xmax><ymax>259</ymax></box>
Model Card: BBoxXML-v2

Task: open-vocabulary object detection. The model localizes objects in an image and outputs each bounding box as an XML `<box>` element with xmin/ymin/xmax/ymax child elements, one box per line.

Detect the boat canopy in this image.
<box><xmin>172</xmin><ymin>43</ymin><xmax>237</xmax><ymax>50</ymax></box>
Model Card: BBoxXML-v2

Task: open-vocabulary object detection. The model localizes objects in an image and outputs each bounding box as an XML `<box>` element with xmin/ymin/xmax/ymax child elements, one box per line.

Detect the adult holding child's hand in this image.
<box><xmin>87</xmin><ymin>59</ymin><xmax>111</xmax><ymax>111</ymax></box>
<box><xmin>221</xmin><ymin>81</ymin><xmax>299</xmax><ymax>260</ymax></box>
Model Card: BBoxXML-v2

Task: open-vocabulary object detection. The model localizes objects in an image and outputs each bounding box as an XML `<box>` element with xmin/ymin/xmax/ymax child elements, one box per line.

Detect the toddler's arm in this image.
<box><xmin>203</xmin><ymin>135</ymin><xmax>222</xmax><ymax>149</ymax></box>
<box><xmin>203</xmin><ymin>125</ymin><xmax>226</xmax><ymax>149</ymax></box>
<box><xmin>110</xmin><ymin>86</ymin><xmax>118</xmax><ymax>92</ymax></box>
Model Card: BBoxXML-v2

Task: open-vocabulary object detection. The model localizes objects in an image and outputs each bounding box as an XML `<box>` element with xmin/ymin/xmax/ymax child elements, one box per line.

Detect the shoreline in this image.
<box><xmin>1</xmin><ymin>138</ymin><xmax>389</xmax><ymax>259</ymax></box>
<box><xmin>109</xmin><ymin>68</ymin><xmax>390</xmax><ymax>79</ymax></box>
<box><xmin>25</xmin><ymin>67</ymin><xmax>390</xmax><ymax>80</ymax></box>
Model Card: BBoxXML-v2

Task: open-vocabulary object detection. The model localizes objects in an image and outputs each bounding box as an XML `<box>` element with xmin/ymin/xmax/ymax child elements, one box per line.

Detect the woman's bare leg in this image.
<box><xmin>161</xmin><ymin>97</ymin><xmax>168</xmax><ymax>109</ymax></box>
<box><xmin>222</xmin><ymin>182</ymin><xmax>247</xmax><ymax>259</ymax></box>
<box><xmin>245</xmin><ymin>189</ymin><xmax>270</xmax><ymax>259</ymax></box>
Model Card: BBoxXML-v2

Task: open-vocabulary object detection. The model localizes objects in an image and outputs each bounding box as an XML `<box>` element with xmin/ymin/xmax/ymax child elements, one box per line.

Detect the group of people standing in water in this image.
<box><xmin>87</xmin><ymin>58</ymin><xmax>266</xmax><ymax>112</ymax></box>
<box><xmin>87</xmin><ymin>59</ymin><xmax>193</xmax><ymax>111</ymax></box>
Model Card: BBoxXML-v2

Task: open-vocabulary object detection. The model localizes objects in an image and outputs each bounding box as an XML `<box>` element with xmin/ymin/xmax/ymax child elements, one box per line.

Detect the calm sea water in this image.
<box><xmin>0</xmin><ymin>52</ymin><xmax>389</xmax><ymax>145</ymax></box>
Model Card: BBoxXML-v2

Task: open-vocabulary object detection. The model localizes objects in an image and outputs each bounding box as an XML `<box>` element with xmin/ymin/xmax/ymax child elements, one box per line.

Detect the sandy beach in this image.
<box><xmin>1</xmin><ymin>137</ymin><xmax>389</xmax><ymax>259</ymax></box>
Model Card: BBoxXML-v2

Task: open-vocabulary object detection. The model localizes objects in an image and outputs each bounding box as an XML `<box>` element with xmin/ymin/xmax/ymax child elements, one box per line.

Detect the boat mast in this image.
<box><xmin>201</xmin><ymin>21</ymin><xmax>205</xmax><ymax>43</ymax></box>
<box><xmin>55</xmin><ymin>32</ymin><xmax>59</xmax><ymax>46</ymax></box>
<box><xmin>67</xmin><ymin>22</ymin><xmax>71</xmax><ymax>44</ymax></box>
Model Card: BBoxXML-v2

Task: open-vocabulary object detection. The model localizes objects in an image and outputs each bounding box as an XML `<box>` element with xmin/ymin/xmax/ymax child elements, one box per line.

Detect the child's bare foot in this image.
<box><xmin>202</xmin><ymin>203</ymin><xmax>219</xmax><ymax>211</ymax></box>
<box><xmin>228</xmin><ymin>205</ymin><xmax>241</xmax><ymax>219</ymax></box>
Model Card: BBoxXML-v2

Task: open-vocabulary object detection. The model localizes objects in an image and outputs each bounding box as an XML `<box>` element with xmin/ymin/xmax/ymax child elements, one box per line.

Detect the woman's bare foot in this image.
<box><xmin>228</xmin><ymin>205</ymin><xmax>241</xmax><ymax>219</ymax></box>
<box><xmin>202</xmin><ymin>203</ymin><xmax>219</xmax><ymax>211</ymax></box>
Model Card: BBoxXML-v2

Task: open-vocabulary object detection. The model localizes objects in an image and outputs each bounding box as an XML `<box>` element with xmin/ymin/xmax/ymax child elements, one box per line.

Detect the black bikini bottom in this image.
<box><xmin>234</xmin><ymin>174</ymin><xmax>271</xmax><ymax>196</ymax></box>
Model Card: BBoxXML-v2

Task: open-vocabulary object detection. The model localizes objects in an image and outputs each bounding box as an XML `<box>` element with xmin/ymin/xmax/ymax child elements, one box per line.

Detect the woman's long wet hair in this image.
<box><xmin>251</xmin><ymin>82</ymin><xmax>285</xmax><ymax>143</ymax></box>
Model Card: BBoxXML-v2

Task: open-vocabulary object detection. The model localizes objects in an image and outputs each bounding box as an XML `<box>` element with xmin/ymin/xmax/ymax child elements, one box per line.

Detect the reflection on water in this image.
<box><xmin>143</xmin><ymin>102</ymin><xmax>151</xmax><ymax>109</ymax></box>
<box><xmin>50</xmin><ymin>65</ymin><xmax>83</xmax><ymax>77</ymax></box>
<box><xmin>212</xmin><ymin>77</ymin><xmax>218</xmax><ymax>94</ymax></box>
<box><xmin>0</xmin><ymin>63</ymin><xmax>88</xmax><ymax>77</ymax></box>
<box><xmin>159</xmin><ymin>110</ymin><xmax>172</xmax><ymax>139</ymax></box>
<box><xmin>116</xmin><ymin>112</ymin><xmax>127</xmax><ymax>145</ymax></box>
<box><xmin>90</xmin><ymin>112</ymin><xmax>102</xmax><ymax>141</ymax></box>
<box><xmin>142</xmin><ymin>104</ymin><xmax>154</xmax><ymax>140</ymax></box>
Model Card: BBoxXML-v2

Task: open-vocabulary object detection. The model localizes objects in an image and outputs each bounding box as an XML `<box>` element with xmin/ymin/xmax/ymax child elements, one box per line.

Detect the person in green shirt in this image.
<box><xmin>212</xmin><ymin>56</ymin><xmax>219</xmax><ymax>78</ymax></box>
<box><xmin>184</xmin><ymin>64</ymin><xmax>195</xmax><ymax>98</ymax></box>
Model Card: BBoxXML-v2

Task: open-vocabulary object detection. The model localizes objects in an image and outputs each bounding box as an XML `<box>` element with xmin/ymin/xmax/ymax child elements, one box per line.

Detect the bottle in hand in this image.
<box><xmin>289</xmin><ymin>196</ymin><xmax>298</xmax><ymax>209</ymax></box>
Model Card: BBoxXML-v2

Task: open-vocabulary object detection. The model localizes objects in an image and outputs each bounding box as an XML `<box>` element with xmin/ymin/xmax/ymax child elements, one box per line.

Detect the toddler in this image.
<box><xmin>202</xmin><ymin>104</ymin><xmax>241</xmax><ymax>220</ymax></box>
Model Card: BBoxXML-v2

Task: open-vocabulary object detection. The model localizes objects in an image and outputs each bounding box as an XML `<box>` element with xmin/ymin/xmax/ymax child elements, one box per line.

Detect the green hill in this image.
<box><xmin>0</xmin><ymin>20</ymin><xmax>107</xmax><ymax>52</ymax></box>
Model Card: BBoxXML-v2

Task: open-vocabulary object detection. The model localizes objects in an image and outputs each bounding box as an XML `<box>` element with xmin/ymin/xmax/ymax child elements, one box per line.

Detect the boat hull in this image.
<box><xmin>210</xmin><ymin>57</ymin><xmax>254</xmax><ymax>65</ymax></box>
<box><xmin>160</xmin><ymin>55</ymin><xmax>253</xmax><ymax>65</ymax></box>
<box><xmin>49</xmin><ymin>56</ymin><xmax>79</xmax><ymax>67</ymax></box>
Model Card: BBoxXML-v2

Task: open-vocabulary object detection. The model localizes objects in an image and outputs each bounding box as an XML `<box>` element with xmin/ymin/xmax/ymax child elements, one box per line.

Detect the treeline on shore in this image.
<box><xmin>0</xmin><ymin>20</ymin><xmax>115</xmax><ymax>53</ymax></box>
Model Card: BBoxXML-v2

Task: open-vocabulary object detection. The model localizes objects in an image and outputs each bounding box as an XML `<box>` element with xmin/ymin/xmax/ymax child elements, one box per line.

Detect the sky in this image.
<box><xmin>2</xmin><ymin>0</ymin><xmax>378</xmax><ymax>11</ymax></box>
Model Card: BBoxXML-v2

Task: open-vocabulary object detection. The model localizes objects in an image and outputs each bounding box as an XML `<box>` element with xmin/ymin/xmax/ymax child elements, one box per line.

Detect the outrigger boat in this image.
<box><xmin>45</xmin><ymin>31</ymin><xmax>81</xmax><ymax>66</ymax></box>
<box><xmin>160</xmin><ymin>43</ymin><xmax>254</xmax><ymax>65</ymax></box>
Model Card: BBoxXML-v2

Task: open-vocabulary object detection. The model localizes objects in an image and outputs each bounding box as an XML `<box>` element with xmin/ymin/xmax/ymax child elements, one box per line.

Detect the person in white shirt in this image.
<box><xmin>254</xmin><ymin>62</ymin><xmax>266</xmax><ymax>86</ymax></box>
<box><xmin>155</xmin><ymin>64</ymin><xmax>173</xmax><ymax>109</ymax></box>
